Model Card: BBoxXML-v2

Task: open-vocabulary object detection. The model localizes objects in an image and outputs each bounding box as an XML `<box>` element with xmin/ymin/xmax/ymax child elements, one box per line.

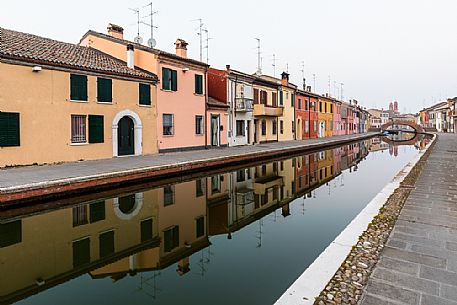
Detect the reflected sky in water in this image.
<box><xmin>0</xmin><ymin>136</ymin><xmax>430</xmax><ymax>305</ymax></box>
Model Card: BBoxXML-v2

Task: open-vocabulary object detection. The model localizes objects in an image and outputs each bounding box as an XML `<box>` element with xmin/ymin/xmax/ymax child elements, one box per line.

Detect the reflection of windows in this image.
<box><xmin>119</xmin><ymin>194</ymin><xmax>136</xmax><ymax>214</ymax></box>
<box><xmin>261</xmin><ymin>120</ymin><xmax>266</xmax><ymax>136</ymax></box>
<box><xmin>273</xmin><ymin>162</ymin><xmax>278</xmax><ymax>172</ymax></box>
<box><xmin>196</xmin><ymin>179</ymin><xmax>204</xmax><ymax>197</ymax></box>
<box><xmin>90</xmin><ymin>201</ymin><xmax>105</xmax><ymax>223</ymax></box>
<box><xmin>261</xmin><ymin>165</ymin><xmax>267</xmax><ymax>176</ymax></box>
<box><xmin>236</xmin><ymin>120</ymin><xmax>245</xmax><ymax>136</ymax></box>
<box><xmin>99</xmin><ymin>230</ymin><xmax>114</xmax><ymax>258</ymax></box>
<box><xmin>73</xmin><ymin>238</ymin><xmax>90</xmax><ymax>267</ymax></box>
<box><xmin>164</xmin><ymin>185</ymin><xmax>175</xmax><ymax>206</ymax></box>
<box><xmin>141</xmin><ymin>218</ymin><xmax>153</xmax><ymax>242</ymax></box>
<box><xmin>0</xmin><ymin>220</ymin><xmax>22</xmax><ymax>248</ymax></box>
<box><xmin>196</xmin><ymin>217</ymin><xmax>205</xmax><ymax>238</ymax></box>
<box><xmin>272</xmin><ymin>120</ymin><xmax>277</xmax><ymax>135</ymax></box>
<box><xmin>73</xmin><ymin>205</ymin><xmax>88</xmax><ymax>227</ymax></box>
<box><xmin>164</xmin><ymin>226</ymin><xmax>179</xmax><ymax>252</ymax></box>
<box><xmin>237</xmin><ymin>170</ymin><xmax>246</xmax><ymax>182</ymax></box>
<box><xmin>211</xmin><ymin>176</ymin><xmax>221</xmax><ymax>193</ymax></box>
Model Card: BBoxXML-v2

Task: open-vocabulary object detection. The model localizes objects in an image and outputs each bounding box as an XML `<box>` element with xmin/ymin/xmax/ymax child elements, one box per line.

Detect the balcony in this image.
<box><xmin>235</xmin><ymin>98</ymin><xmax>254</xmax><ymax>112</ymax></box>
<box><xmin>254</xmin><ymin>176</ymin><xmax>284</xmax><ymax>195</ymax></box>
<box><xmin>253</xmin><ymin>104</ymin><xmax>284</xmax><ymax>117</ymax></box>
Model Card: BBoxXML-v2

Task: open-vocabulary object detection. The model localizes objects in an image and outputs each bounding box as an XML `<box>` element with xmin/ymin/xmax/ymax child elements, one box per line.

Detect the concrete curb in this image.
<box><xmin>274</xmin><ymin>134</ymin><xmax>437</xmax><ymax>305</ymax></box>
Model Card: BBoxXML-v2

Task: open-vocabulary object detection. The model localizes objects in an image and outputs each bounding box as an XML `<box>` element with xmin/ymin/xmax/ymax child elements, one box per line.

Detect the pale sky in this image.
<box><xmin>2</xmin><ymin>0</ymin><xmax>456</xmax><ymax>113</ymax></box>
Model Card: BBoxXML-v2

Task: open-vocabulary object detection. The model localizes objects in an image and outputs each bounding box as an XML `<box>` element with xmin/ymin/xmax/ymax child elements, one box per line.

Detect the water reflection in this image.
<box><xmin>0</xmin><ymin>136</ymin><xmax>431</xmax><ymax>305</ymax></box>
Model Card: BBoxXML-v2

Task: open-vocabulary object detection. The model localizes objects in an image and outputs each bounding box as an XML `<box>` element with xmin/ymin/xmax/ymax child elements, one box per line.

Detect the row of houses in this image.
<box><xmin>0</xmin><ymin>140</ymin><xmax>371</xmax><ymax>303</ymax></box>
<box><xmin>0</xmin><ymin>24</ymin><xmax>370</xmax><ymax>167</ymax></box>
<box><xmin>418</xmin><ymin>98</ymin><xmax>456</xmax><ymax>133</ymax></box>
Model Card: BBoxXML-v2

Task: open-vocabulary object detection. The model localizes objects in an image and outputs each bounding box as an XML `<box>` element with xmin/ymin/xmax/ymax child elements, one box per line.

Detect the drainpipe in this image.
<box><xmin>308</xmin><ymin>98</ymin><xmax>311</xmax><ymax>139</ymax></box>
<box><xmin>205</xmin><ymin>66</ymin><xmax>208</xmax><ymax>149</ymax></box>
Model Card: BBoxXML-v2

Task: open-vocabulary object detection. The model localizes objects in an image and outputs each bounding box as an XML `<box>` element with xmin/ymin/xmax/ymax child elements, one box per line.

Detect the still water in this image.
<box><xmin>0</xmin><ymin>136</ymin><xmax>430</xmax><ymax>305</ymax></box>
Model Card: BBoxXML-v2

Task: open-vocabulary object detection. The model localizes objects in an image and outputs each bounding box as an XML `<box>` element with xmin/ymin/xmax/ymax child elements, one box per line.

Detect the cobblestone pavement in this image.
<box><xmin>360</xmin><ymin>133</ymin><xmax>457</xmax><ymax>305</ymax></box>
<box><xmin>0</xmin><ymin>133</ymin><xmax>374</xmax><ymax>190</ymax></box>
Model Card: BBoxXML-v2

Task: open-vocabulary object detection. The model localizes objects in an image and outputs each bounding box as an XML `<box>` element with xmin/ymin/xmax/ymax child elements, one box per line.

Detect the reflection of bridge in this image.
<box><xmin>382</xmin><ymin>134</ymin><xmax>421</xmax><ymax>146</ymax></box>
<box><xmin>381</xmin><ymin>120</ymin><xmax>424</xmax><ymax>133</ymax></box>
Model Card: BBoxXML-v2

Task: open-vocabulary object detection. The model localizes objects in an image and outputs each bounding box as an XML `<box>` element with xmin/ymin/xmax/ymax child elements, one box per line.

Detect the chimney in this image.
<box><xmin>302</xmin><ymin>78</ymin><xmax>306</xmax><ymax>90</ymax></box>
<box><xmin>281</xmin><ymin>72</ymin><xmax>289</xmax><ymax>86</ymax></box>
<box><xmin>226</xmin><ymin>64</ymin><xmax>231</xmax><ymax>72</ymax></box>
<box><xmin>175</xmin><ymin>39</ymin><xmax>188</xmax><ymax>58</ymax></box>
<box><xmin>127</xmin><ymin>44</ymin><xmax>134</xmax><ymax>69</ymax></box>
<box><xmin>107</xmin><ymin>23</ymin><xmax>124</xmax><ymax>40</ymax></box>
<box><xmin>306</xmin><ymin>86</ymin><xmax>312</xmax><ymax>92</ymax></box>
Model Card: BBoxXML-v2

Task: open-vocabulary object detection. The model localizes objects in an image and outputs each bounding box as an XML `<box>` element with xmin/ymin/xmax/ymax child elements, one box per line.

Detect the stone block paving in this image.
<box><xmin>360</xmin><ymin>134</ymin><xmax>457</xmax><ymax>305</ymax></box>
<box><xmin>0</xmin><ymin>133</ymin><xmax>372</xmax><ymax>190</ymax></box>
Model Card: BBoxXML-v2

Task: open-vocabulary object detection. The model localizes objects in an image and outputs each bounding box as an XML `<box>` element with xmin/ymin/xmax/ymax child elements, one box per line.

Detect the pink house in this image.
<box><xmin>333</xmin><ymin>99</ymin><xmax>343</xmax><ymax>136</ymax></box>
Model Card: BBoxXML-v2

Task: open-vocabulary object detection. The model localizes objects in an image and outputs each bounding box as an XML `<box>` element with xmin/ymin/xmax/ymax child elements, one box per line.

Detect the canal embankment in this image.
<box><xmin>0</xmin><ymin>133</ymin><xmax>378</xmax><ymax>205</ymax></box>
<box><xmin>274</xmin><ymin>134</ymin><xmax>437</xmax><ymax>305</ymax></box>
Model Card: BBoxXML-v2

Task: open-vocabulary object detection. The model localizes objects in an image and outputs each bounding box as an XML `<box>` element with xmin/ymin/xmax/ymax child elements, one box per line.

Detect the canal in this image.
<box><xmin>0</xmin><ymin>136</ymin><xmax>430</xmax><ymax>305</ymax></box>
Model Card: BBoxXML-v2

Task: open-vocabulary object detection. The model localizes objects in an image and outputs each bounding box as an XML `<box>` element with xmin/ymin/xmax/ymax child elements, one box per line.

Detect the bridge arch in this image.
<box><xmin>381</xmin><ymin>120</ymin><xmax>424</xmax><ymax>133</ymax></box>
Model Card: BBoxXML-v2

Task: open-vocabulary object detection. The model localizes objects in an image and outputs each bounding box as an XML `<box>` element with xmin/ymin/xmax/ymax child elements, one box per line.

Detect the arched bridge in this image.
<box><xmin>381</xmin><ymin>120</ymin><xmax>424</xmax><ymax>133</ymax></box>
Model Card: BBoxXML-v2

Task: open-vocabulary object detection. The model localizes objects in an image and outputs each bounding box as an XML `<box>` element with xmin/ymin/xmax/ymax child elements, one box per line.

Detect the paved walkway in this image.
<box><xmin>0</xmin><ymin>133</ymin><xmax>374</xmax><ymax>191</ymax></box>
<box><xmin>360</xmin><ymin>133</ymin><xmax>457</xmax><ymax>305</ymax></box>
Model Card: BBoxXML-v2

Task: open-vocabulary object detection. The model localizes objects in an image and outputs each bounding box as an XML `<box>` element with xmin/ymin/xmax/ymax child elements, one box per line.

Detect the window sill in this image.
<box><xmin>196</xmin><ymin>134</ymin><xmax>204</xmax><ymax>136</ymax></box>
<box><xmin>139</xmin><ymin>104</ymin><xmax>152</xmax><ymax>108</ymax></box>
<box><xmin>70</xmin><ymin>142</ymin><xmax>89</xmax><ymax>146</ymax></box>
<box><xmin>69</xmin><ymin>100</ymin><xmax>89</xmax><ymax>103</ymax></box>
<box><xmin>97</xmin><ymin>101</ymin><xmax>113</xmax><ymax>105</ymax></box>
<box><xmin>162</xmin><ymin>135</ymin><xmax>175</xmax><ymax>137</ymax></box>
<box><xmin>161</xmin><ymin>89</ymin><xmax>177</xmax><ymax>93</ymax></box>
<box><xmin>194</xmin><ymin>93</ymin><xmax>204</xmax><ymax>96</ymax></box>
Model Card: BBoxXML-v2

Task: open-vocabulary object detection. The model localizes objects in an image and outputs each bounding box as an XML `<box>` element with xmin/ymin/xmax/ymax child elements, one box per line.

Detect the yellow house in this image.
<box><xmin>317</xmin><ymin>149</ymin><xmax>334</xmax><ymax>183</ymax></box>
<box><xmin>318</xmin><ymin>95</ymin><xmax>334</xmax><ymax>138</ymax></box>
<box><xmin>252</xmin><ymin>77</ymin><xmax>282</xmax><ymax>143</ymax></box>
<box><xmin>0</xmin><ymin>27</ymin><xmax>158</xmax><ymax>167</ymax></box>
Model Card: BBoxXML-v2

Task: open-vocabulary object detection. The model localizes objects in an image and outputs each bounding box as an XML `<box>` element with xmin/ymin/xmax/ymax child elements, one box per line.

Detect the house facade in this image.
<box><xmin>332</xmin><ymin>99</ymin><xmax>343</xmax><ymax>136</ymax></box>
<box><xmin>0</xmin><ymin>27</ymin><xmax>158</xmax><ymax>167</ymax></box>
<box><xmin>80</xmin><ymin>25</ymin><xmax>210</xmax><ymax>152</ymax></box>
<box><xmin>318</xmin><ymin>95</ymin><xmax>334</xmax><ymax>138</ymax></box>
<box><xmin>295</xmin><ymin>88</ymin><xmax>319</xmax><ymax>139</ymax></box>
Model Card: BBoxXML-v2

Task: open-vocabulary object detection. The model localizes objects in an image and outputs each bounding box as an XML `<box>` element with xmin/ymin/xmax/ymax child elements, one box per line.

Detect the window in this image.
<box><xmin>162</xmin><ymin>67</ymin><xmax>178</xmax><ymax>91</ymax></box>
<box><xmin>141</xmin><ymin>218</ymin><xmax>153</xmax><ymax>242</ymax></box>
<box><xmin>280</xmin><ymin>91</ymin><xmax>284</xmax><ymax>105</ymax></box>
<box><xmin>70</xmin><ymin>74</ymin><xmax>88</xmax><ymax>101</ymax></box>
<box><xmin>261</xmin><ymin>120</ymin><xmax>266</xmax><ymax>135</ymax></box>
<box><xmin>330</xmin><ymin>120</ymin><xmax>333</xmax><ymax>131</ymax></box>
<box><xmin>291</xmin><ymin>94</ymin><xmax>295</xmax><ymax>107</ymax></box>
<box><xmin>211</xmin><ymin>176</ymin><xmax>221</xmax><ymax>193</ymax></box>
<box><xmin>305</xmin><ymin>100</ymin><xmax>309</xmax><ymax>111</ymax></box>
<box><xmin>195</xmin><ymin>74</ymin><xmax>203</xmax><ymax>94</ymax></box>
<box><xmin>330</xmin><ymin>104</ymin><xmax>333</xmax><ymax>113</ymax></box>
<box><xmin>272</xmin><ymin>120</ymin><xmax>277</xmax><ymax>135</ymax></box>
<box><xmin>196</xmin><ymin>217</ymin><xmax>205</xmax><ymax>238</ymax></box>
<box><xmin>99</xmin><ymin>230</ymin><xmax>115</xmax><ymax>258</ymax></box>
<box><xmin>139</xmin><ymin>83</ymin><xmax>151</xmax><ymax>105</ymax></box>
<box><xmin>272</xmin><ymin>92</ymin><xmax>277</xmax><ymax>107</ymax></box>
<box><xmin>97</xmin><ymin>78</ymin><xmax>112</xmax><ymax>103</ymax></box>
<box><xmin>298</xmin><ymin>99</ymin><xmax>302</xmax><ymax>109</ymax></box>
<box><xmin>236</xmin><ymin>120</ymin><xmax>245</xmax><ymax>136</ymax></box>
<box><xmin>164</xmin><ymin>226</ymin><xmax>179</xmax><ymax>252</ymax></box>
<box><xmin>195</xmin><ymin>115</ymin><xmax>203</xmax><ymax>135</ymax></box>
<box><xmin>260</xmin><ymin>91</ymin><xmax>267</xmax><ymax>105</ymax></box>
<box><xmin>90</xmin><ymin>201</ymin><xmax>105</xmax><ymax>223</ymax></box>
<box><xmin>292</xmin><ymin>121</ymin><xmax>295</xmax><ymax>133</ymax></box>
<box><xmin>305</xmin><ymin>121</ymin><xmax>309</xmax><ymax>133</ymax></box>
<box><xmin>314</xmin><ymin>121</ymin><xmax>317</xmax><ymax>132</ymax></box>
<box><xmin>88</xmin><ymin>115</ymin><xmax>104</xmax><ymax>143</ymax></box>
<box><xmin>196</xmin><ymin>178</ymin><xmax>204</xmax><ymax>197</ymax></box>
<box><xmin>280</xmin><ymin>120</ymin><xmax>284</xmax><ymax>134</ymax></box>
<box><xmin>254</xmin><ymin>88</ymin><xmax>259</xmax><ymax>104</ymax></box>
<box><xmin>237</xmin><ymin>169</ymin><xmax>246</xmax><ymax>182</ymax></box>
<box><xmin>319</xmin><ymin>102</ymin><xmax>323</xmax><ymax>112</ymax></box>
<box><xmin>71</xmin><ymin>115</ymin><xmax>86</xmax><ymax>143</ymax></box>
<box><xmin>73</xmin><ymin>238</ymin><xmax>90</xmax><ymax>267</ymax></box>
<box><xmin>164</xmin><ymin>185</ymin><xmax>175</xmax><ymax>206</ymax></box>
<box><xmin>0</xmin><ymin>112</ymin><xmax>20</xmax><ymax>147</ymax></box>
<box><xmin>163</xmin><ymin>114</ymin><xmax>174</xmax><ymax>135</ymax></box>
<box><xmin>72</xmin><ymin>205</ymin><xmax>88</xmax><ymax>227</ymax></box>
<box><xmin>0</xmin><ymin>220</ymin><xmax>22</xmax><ymax>248</ymax></box>
<box><xmin>325</xmin><ymin>103</ymin><xmax>327</xmax><ymax>113</ymax></box>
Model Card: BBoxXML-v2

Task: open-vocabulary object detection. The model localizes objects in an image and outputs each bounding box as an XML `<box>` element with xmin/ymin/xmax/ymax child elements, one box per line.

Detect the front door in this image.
<box><xmin>247</xmin><ymin>120</ymin><xmax>251</xmax><ymax>144</ymax></box>
<box><xmin>118</xmin><ymin>116</ymin><xmax>134</xmax><ymax>156</ymax></box>
<box><xmin>254</xmin><ymin>119</ymin><xmax>258</xmax><ymax>143</ymax></box>
<box><xmin>211</xmin><ymin>115</ymin><xmax>220</xmax><ymax>146</ymax></box>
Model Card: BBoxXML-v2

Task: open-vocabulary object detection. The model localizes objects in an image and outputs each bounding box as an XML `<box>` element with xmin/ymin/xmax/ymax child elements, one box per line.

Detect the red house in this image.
<box><xmin>295</xmin><ymin>88</ymin><xmax>319</xmax><ymax>139</ymax></box>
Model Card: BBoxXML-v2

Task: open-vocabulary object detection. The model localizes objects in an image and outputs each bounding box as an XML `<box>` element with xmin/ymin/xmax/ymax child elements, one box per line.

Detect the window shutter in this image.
<box><xmin>162</xmin><ymin>68</ymin><xmax>170</xmax><ymax>90</ymax></box>
<box><xmin>0</xmin><ymin>112</ymin><xmax>20</xmax><ymax>147</ymax></box>
<box><xmin>280</xmin><ymin>91</ymin><xmax>284</xmax><ymax>105</ymax></box>
<box><xmin>139</xmin><ymin>84</ymin><xmax>151</xmax><ymax>105</ymax></box>
<box><xmin>88</xmin><ymin>115</ymin><xmax>104</xmax><ymax>143</ymax></box>
<box><xmin>70</xmin><ymin>74</ymin><xmax>88</xmax><ymax>101</ymax></box>
<box><xmin>195</xmin><ymin>74</ymin><xmax>203</xmax><ymax>94</ymax></box>
<box><xmin>291</xmin><ymin>94</ymin><xmax>295</xmax><ymax>107</ymax></box>
<box><xmin>254</xmin><ymin>89</ymin><xmax>259</xmax><ymax>103</ymax></box>
<box><xmin>171</xmin><ymin>70</ymin><xmax>178</xmax><ymax>91</ymax></box>
<box><xmin>97</xmin><ymin>78</ymin><xmax>112</xmax><ymax>103</ymax></box>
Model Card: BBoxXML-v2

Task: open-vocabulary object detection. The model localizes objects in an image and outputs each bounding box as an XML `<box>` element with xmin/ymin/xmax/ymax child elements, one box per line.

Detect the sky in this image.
<box><xmin>1</xmin><ymin>0</ymin><xmax>456</xmax><ymax>113</ymax></box>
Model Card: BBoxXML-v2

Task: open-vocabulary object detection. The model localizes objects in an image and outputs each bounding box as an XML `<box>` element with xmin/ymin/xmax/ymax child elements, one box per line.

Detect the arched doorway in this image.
<box><xmin>118</xmin><ymin>116</ymin><xmax>134</xmax><ymax>156</ymax></box>
<box><xmin>112</xmin><ymin>110</ymin><xmax>143</xmax><ymax>157</ymax></box>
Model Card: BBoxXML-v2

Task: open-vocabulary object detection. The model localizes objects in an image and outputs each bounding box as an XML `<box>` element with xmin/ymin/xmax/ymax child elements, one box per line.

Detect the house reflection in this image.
<box><xmin>0</xmin><ymin>139</ymin><xmax>376</xmax><ymax>304</ymax></box>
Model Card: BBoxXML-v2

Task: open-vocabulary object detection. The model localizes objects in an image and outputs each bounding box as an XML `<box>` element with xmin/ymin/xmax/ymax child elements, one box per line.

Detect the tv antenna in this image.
<box><xmin>192</xmin><ymin>18</ymin><xmax>204</xmax><ymax>62</ymax></box>
<box><xmin>339</xmin><ymin>82</ymin><xmax>344</xmax><ymax>100</ymax></box>
<box><xmin>313</xmin><ymin>74</ymin><xmax>316</xmax><ymax>92</ymax></box>
<box><xmin>129</xmin><ymin>7</ymin><xmax>143</xmax><ymax>44</ymax></box>
<box><xmin>203</xmin><ymin>28</ymin><xmax>212</xmax><ymax>64</ymax></box>
<box><xmin>328</xmin><ymin>75</ymin><xmax>331</xmax><ymax>96</ymax></box>
<box><xmin>272</xmin><ymin>54</ymin><xmax>277</xmax><ymax>77</ymax></box>
<box><xmin>255</xmin><ymin>38</ymin><xmax>262</xmax><ymax>75</ymax></box>
<box><xmin>142</xmin><ymin>2</ymin><xmax>158</xmax><ymax>48</ymax></box>
<box><xmin>300</xmin><ymin>61</ymin><xmax>306</xmax><ymax>89</ymax></box>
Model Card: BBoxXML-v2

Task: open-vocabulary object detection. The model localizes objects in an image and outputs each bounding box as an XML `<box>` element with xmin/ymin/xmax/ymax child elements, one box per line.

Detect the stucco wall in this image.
<box><xmin>0</xmin><ymin>62</ymin><xmax>158</xmax><ymax>167</ymax></box>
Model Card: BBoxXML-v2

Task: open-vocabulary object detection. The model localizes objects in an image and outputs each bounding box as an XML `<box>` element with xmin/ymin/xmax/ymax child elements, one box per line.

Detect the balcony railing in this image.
<box><xmin>253</xmin><ymin>104</ymin><xmax>284</xmax><ymax>117</ymax></box>
<box><xmin>235</xmin><ymin>98</ymin><xmax>254</xmax><ymax>112</ymax></box>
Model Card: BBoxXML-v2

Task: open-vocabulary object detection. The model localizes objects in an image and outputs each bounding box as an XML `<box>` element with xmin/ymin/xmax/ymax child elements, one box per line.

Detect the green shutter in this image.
<box><xmin>99</xmin><ymin>231</ymin><xmax>115</xmax><ymax>258</ymax></box>
<box><xmin>171</xmin><ymin>70</ymin><xmax>178</xmax><ymax>91</ymax></box>
<box><xmin>280</xmin><ymin>91</ymin><xmax>284</xmax><ymax>105</ymax></box>
<box><xmin>89</xmin><ymin>201</ymin><xmax>105</xmax><ymax>223</ymax></box>
<box><xmin>88</xmin><ymin>115</ymin><xmax>104</xmax><ymax>143</ymax></box>
<box><xmin>291</xmin><ymin>94</ymin><xmax>295</xmax><ymax>107</ymax></box>
<box><xmin>195</xmin><ymin>74</ymin><xmax>203</xmax><ymax>94</ymax></box>
<box><xmin>141</xmin><ymin>219</ymin><xmax>153</xmax><ymax>242</ymax></box>
<box><xmin>139</xmin><ymin>83</ymin><xmax>151</xmax><ymax>105</ymax></box>
<box><xmin>73</xmin><ymin>238</ymin><xmax>90</xmax><ymax>267</ymax></box>
<box><xmin>0</xmin><ymin>112</ymin><xmax>20</xmax><ymax>147</ymax></box>
<box><xmin>162</xmin><ymin>68</ymin><xmax>170</xmax><ymax>90</ymax></box>
<box><xmin>97</xmin><ymin>78</ymin><xmax>112</xmax><ymax>103</ymax></box>
<box><xmin>70</xmin><ymin>74</ymin><xmax>88</xmax><ymax>101</ymax></box>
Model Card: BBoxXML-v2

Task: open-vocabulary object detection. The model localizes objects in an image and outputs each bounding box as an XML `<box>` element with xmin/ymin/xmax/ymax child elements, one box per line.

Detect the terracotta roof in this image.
<box><xmin>0</xmin><ymin>27</ymin><xmax>157</xmax><ymax>81</ymax></box>
<box><xmin>80</xmin><ymin>30</ymin><xmax>209</xmax><ymax>68</ymax></box>
<box><xmin>207</xmin><ymin>97</ymin><xmax>229</xmax><ymax>109</ymax></box>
